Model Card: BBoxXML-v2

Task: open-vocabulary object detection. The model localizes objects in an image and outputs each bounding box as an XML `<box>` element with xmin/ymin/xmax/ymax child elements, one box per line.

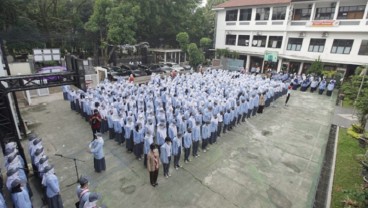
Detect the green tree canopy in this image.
<box><xmin>307</xmin><ymin>57</ymin><xmax>323</xmax><ymax>75</ymax></box>
<box><xmin>85</xmin><ymin>0</ymin><xmax>140</xmax><ymax>64</ymax></box>
<box><xmin>176</xmin><ymin>32</ymin><xmax>190</xmax><ymax>54</ymax></box>
<box><xmin>187</xmin><ymin>43</ymin><xmax>204</xmax><ymax>68</ymax></box>
<box><xmin>200</xmin><ymin>37</ymin><xmax>212</xmax><ymax>49</ymax></box>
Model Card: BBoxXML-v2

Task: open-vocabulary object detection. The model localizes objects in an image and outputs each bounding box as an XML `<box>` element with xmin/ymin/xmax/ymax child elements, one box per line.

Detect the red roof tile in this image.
<box><xmin>216</xmin><ymin>0</ymin><xmax>291</xmax><ymax>8</ymax></box>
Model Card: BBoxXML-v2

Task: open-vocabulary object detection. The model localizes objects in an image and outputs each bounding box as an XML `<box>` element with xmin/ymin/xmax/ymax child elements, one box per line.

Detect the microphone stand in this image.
<box><xmin>54</xmin><ymin>154</ymin><xmax>85</xmax><ymax>187</ymax></box>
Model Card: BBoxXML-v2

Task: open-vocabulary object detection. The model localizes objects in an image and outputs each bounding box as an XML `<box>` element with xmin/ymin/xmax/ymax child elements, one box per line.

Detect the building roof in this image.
<box><xmin>215</xmin><ymin>0</ymin><xmax>291</xmax><ymax>8</ymax></box>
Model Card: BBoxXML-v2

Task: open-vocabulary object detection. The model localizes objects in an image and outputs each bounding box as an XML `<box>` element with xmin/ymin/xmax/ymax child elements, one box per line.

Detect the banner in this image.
<box><xmin>264</xmin><ymin>51</ymin><xmax>278</xmax><ymax>62</ymax></box>
<box><xmin>307</xmin><ymin>20</ymin><xmax>340</xmax><ymax>27</ymax></box>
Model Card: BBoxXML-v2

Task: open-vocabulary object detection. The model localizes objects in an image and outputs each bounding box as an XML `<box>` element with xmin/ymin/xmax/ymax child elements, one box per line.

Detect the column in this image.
<box><xmin>245</xmin><ymin>55</ymin><xmax>251</xmax><ymax>71</ymax></box>
<box><xmin>277</xmin><ymin>58</ymin><xmax>283</xmax><ymax>72</ymax></box>
<box><xmin>174</xmin><ymin>52</ymin><xmax>177</xmax><ymax>63</ymax></box>
<box><xmin>178</xmin><ymin>52</ymin><xmax>181</xmax><ymax>64</ymax></box>
<box><xmin>164</xmin><ymin>52</ymin><xmax>167</xmax><ymax>63</ymax></box>
<box><xmin>310</xmin><ymin>3</ymin><xmax>316</xmax><ymax>21</ymax></box>
<box><xmin>298</xmin><ymin>62</ymin><xmax>304</xmax><ymax>75</ymax></box>
<box><xmin>261</xmin><ymin>59</ymin><xmax>265</xmax><ymax>73</ymax></box>
<box><xmin>363</xmin><ymin>1</ymin><xmax>368</xmax><ymax>22</ymax></box>
<box><xmin>333</xmin><ymin>1</ymin><xmax>340</xmax><ymax>20</ymax></box>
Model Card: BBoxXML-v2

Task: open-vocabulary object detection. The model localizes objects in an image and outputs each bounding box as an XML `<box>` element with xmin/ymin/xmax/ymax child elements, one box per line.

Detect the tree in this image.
<box><xmin>355</xmin><ymin>88</ymin><xmax>368</xmax><ymax>130</ymax></box>
<box><xmin>342</xmin><ymin>68</ymin><xmax>368</xmax><ymax>130</ymax></box>
<box><xmin>200</xmin><ymin>37</ymin><xmax>212</xmax><ymax>50</ymax></box>
<box><xmin>307</xmin><ymin>57</ymin><xmax>323</xmax><ymax>75</ymax></box>
<box><xmin>1</xmin><ymin>17</ymin><xmax>44</xmax><ymax>54</ymax></box>
<box><xmin>187</xmin><ymin>43</ymin><xmax>204</xmax><ymax>68</ymax></box>
<box><xmin>85</xmin><ymin>0</ymin><xmax>140</xmax><ymax>65</ymax></box>
<box><xmin>176</xmin><ymin>32</ymin><xmax>190</xmax><ymax>54</ymax></box>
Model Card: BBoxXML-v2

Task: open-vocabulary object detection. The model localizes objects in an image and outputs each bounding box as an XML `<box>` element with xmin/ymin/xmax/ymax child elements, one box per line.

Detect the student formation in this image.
<box><xmin>64</xmin><ymin>69</ymin><xmax>289</xmax><ymax>176</ymax></box>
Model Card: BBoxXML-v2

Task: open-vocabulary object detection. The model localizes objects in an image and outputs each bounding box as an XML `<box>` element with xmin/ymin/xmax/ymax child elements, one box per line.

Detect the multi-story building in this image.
<box><xmin>214</xmin><ymin>0</ymin><xmax>368</xmax><ymax>75</ymax></box>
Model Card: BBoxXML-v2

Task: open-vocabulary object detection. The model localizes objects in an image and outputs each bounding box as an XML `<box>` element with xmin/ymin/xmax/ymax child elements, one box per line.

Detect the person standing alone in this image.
<box><xmin>89</xmin><ymin>109</ymin><xmax>102</xmax><ymax>139</ymax></box>
<box><xmin>285</xmin><ymin>83</ymin><xmax>292</xmax><ymax>106</ymax></box>
<box><xmin>88</xmin><ymin>133</ymin><xmax>106</xmax><ymax>173</ymax></box>
<box><xmin>147</xmin><ymin>144</ymin><xmax>160</xmax><ymax>187</ymax></box>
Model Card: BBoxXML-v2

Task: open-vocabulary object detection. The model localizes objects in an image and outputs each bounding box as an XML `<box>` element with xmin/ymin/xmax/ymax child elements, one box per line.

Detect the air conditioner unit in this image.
<box><xmin>322</xmin><ymin>32</ymin><xmax>329</xmax><ymax>37</ymax></box>
<box><xmin>331</xmin><ymin>2</ymin><xmax>336</xmax><ymax>7</ymax></box>
<box><xmin>308</xmin><ymin>4</ymin><xmax>312</xmax><ymax>9</ymax></box>
<box><xmin>299</xmin><ymin>32</ymin><xmax>306</xmax><ymax>37</ymax></box>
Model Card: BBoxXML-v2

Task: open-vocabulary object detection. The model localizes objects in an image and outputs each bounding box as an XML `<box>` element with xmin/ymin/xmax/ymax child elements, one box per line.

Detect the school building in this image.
<box><xmin>213</xmin><ymin>0</ymin><xmax>368</xmax><ymax>75</ymax></box>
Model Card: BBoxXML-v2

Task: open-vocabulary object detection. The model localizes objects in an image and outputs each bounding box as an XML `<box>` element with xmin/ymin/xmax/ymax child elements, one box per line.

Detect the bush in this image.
<box><xmin>348</xmin><ymin>127</ymin><xmax>363</xmax><ymax>139</ymax></box>
<box><xmin>353</xmin><ymin>124</ymin><xmax>365</xmax><ymax>134</ymax></box>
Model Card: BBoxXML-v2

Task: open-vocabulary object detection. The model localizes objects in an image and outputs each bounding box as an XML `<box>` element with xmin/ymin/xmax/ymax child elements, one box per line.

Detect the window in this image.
<box><xmin>226</xmin><ymin>10</ymin><xmax>238</xmax><ymax>21</ymax></box>
<box><xmin>272</xmin><ymin>6</ymin><xmax>287</xmax><ymax>20</ymax></box>
<box><xmin>358</xmin><ymin>40</ymin><xmax>368</xmax><ymax>55</ymax></box>
<box><xmin>308</xmin><ymin>39</ymin><xmax>326</xmax><ymax>53</ymax></box>
<box><xmin>338</xmin><ymin>5</ymin><xmax>365</xmax><ymax>19</ymax></box>
<box><xmin>268</xmin><ymin>36</ymin><xmax>283</xmax><ymax>48</ymax></box>
<box><xmin>315</xmin><ymin>7</ymin><xmax>335</xmax><ymax>20</ymax></box>
<box><xmin>252</xmin><ymin>35</ymin><xmax>267</xmax><ymax>47</ymax></box>
<box><xmin>239</xmin><ymin>8</ymin><xmax>252</xmax><ymax>21</ymax></box>
<box><xmin>293</xmin><ymin>8</ymin><xmax>312</xmax><ymax>20</ymax></box>
<box><xmin>225</xmin><ymin>35</ymin><xmax>236</xmax><ymax>45</ymax></box>
<box><xmin>331</xmin><ymin>39</ymin><xmax>354</xmax><ymax>54</ymax></box>
<box><xmin>256</xmin><ymin>7</ymin><xmax>270</xmax><ymax>20</ymax></box>
<box><xmin>238</xmin><ymin>35</ymin><xmax>250</xmax><ymax>46</ymax></box>
<box><xmin>287</xmin><ymin>38</ymin><xmax>303</xmax><ymax>51</ymax></box>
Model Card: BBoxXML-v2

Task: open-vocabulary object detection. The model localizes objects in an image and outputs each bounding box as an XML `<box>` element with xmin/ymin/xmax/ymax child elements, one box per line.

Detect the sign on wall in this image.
<box><xmin>307</xmin><ymin>20</ymin><xmax>340</xmax><ymax>27</ymax></box>
<box><xmin>264</xmin><ymin>51</ymin><xmax>278</xmax><ymax>62</ymax></box>
<box><xmin>33</xmin><ymin>49</ymin><xmax>61</xmax><ymax>62</ymax></box>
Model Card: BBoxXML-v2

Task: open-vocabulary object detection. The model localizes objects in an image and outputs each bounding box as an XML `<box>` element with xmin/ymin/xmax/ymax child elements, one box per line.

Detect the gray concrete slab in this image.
<box><xmin>18</xmin><ymin>89</ymin><xmax>336</xmax><ymax>208</ymax></box>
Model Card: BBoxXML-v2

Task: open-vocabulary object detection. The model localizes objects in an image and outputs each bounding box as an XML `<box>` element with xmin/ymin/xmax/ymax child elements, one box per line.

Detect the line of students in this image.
<box><xmin>28</xmin><ymin>134</ymin><xmax>64</xmax><ymax>208</ymax></box>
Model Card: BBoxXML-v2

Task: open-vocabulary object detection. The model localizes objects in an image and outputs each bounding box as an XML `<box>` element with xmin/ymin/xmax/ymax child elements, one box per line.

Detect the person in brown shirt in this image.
<box><xmin>257</xmin><ymin>93</ymin><xmax>266</xmax><ymax>114</ymax></box>
<box><xmin>147</xmin><ymin>144</ymin><xmax>160</xmax><ymax>187</ymax></box>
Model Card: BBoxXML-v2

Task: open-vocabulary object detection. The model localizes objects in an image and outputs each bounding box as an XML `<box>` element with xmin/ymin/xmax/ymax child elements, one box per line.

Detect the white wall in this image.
<box><xmin>0</xmin><ymin>53</ymin><xmax>5</xmax><ymax>76</ymax></box>
<box><xmin>8</xmin><ymin>62</ymin><xmax>32</xmax><ymax>75</ymax></box>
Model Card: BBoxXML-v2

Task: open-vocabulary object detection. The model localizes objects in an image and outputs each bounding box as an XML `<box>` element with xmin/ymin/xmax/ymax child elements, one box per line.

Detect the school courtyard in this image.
<box><xmin>21</xmin><ymin>88</ymin><xmax>336</xmax><ymax>208</ymax></box>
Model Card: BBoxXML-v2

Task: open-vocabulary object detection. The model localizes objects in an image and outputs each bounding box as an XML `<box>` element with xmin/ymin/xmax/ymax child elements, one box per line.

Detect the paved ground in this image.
<box><xmin>331</xmin><ymin>106</ymin><xmax>359</xmax><ymax>129</ymax></box>
<box><xmin>17</xmin><ymin>88</ymin><xmax>336</xmax><ymax>208</ymax></box>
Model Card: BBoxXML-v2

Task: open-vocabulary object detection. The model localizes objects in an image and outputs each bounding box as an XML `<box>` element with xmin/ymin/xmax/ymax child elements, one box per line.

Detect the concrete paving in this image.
<box><xmin>18</xmin><ymin>89</ymin><xmax>336</xmax><ymax>208</ymax></box>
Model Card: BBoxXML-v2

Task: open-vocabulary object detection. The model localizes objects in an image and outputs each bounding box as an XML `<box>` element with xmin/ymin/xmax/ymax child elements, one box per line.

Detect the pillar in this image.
<box><xmin>164</xmin><ymin>52</ymin><xmax>167</xmax><ymax>63</ymax></box>
<box><xmin>298</xmin><ymin>62</ymin><xmax>304</xmax><ymax>75</ymax></box>
<box><xmin>245</xmin><ymin>55</ymin><xmax>251</xmax><ymax>72</ymax></box>
<box><xmin>277</xmin><ymin>58</ymin><xmax>283</xmax><ymax>72</ymax></box>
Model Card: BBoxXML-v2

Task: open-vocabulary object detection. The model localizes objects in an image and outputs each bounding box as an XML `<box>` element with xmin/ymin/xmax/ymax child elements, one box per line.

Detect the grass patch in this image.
<box><xmin>342</xmin><ymin>99</ymin><xmax>354</xmax><ymax>108</ymax></box>
<box><xmin>331</xmin><ymin>128</ymin><xmax>366</xmax><ymax>207</ymax></box>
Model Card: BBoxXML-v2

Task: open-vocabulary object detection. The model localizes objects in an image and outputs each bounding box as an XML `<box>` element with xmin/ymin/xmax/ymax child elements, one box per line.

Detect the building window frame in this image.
<box><xmin>292</xmin><ymin>8</ymin><xmax>312</xmax><ymax>20</ymax></box>
<box><xmin>337</xmin><ymin>5</ymin><xmax>366</xmax><ymax>19</ymax></box>
<box><xmin>272</xmin><ymin>6</ymin><xmax>287</xmax><ymax>20</ymax></box>
<box><xmin>239</xmin><ymin>8</ymin><xmax>252</xmax><ymax>21</ymax></box>
<box><xmin>255</xmin><ymin>7</ymin><xmax>270</xmax><ymax>21</ymax></box>
<box><xmin>308</xmin><ymin>39</ymin><xmax>326</xmax><ymax>53</ymax></box>
<box><xmin>238</xmin><ymin>35</ymin><xmax>250</xmax><ymax>46</ymax></box>
<box><xmin>226</xmin><ymin>9</ymin><xmax>238</xmax><ymax>21</ymax></box>
<box><xmin>331</xmin><ymin>39</ymin><xmax>354</xmax><ymax>54</ymax></box>
<box><xmin>314</xmin><ymin>7</ymin><xmax>335</xmax><ymax>20</ymax></box>
<box><xmin>287</xmin><ymin>38</ymin><xmax>303</xmax><ymax>51</ymax></box>
<box><xmin>252</xmin><ymin>35</ymin><xmax>267</xmax><ymax>47</ymax></box>
<box><xmin>268</xmin><ymin>36</ymin><xmax>283</xmax><ymax>48</ymax></box>
<box><xmin>358</xmin><ymin>40</ymin><xmax>368</xmax><ymax>56</ymax></box>
<box><xmin>225</xmin><ymin>34</ymin><xmax>237</xmax><ymax>45</ymax></box>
